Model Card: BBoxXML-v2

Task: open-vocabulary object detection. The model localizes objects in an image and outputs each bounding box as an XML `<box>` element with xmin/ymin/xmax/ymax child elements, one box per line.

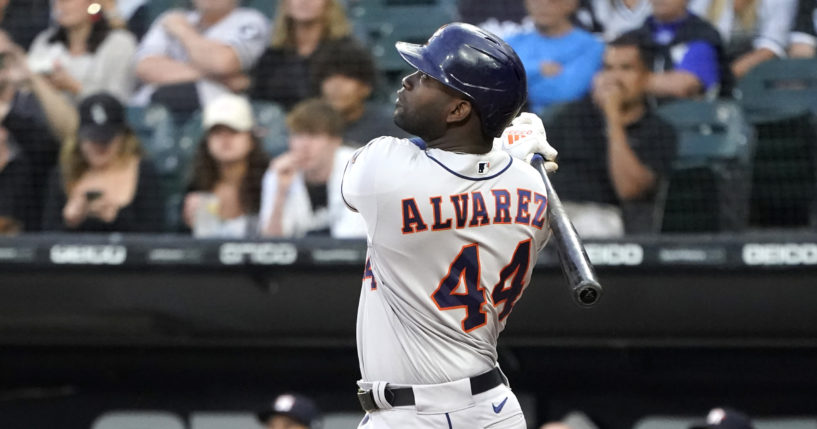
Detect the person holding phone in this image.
<box><xmin>41</xmin><ymin>92</ymin><xmax>164</xmax><ymax>232</ymax></box>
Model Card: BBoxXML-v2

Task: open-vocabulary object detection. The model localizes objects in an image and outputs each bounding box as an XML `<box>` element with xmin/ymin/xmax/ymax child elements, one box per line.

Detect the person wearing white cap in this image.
<box><xmin>183</xmin><ymin>93</ymin><xmax>269</xmax><ymax>237</ymax></box>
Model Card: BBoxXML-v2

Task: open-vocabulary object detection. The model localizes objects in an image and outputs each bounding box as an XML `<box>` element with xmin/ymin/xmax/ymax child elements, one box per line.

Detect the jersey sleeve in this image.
<box><xmin>134</xmin><ymin>11</ymin><xmax>173</xmax><ymax>62</ymax></box>
<box><xmin>220</xmin><ymin>10</ymin><xmax>270</xmax><ymax>70</ymax></box>
<box><xmin>341</xmin><ymin>138</ymin><xmax>384</xmax><ymax>213</ymax></box>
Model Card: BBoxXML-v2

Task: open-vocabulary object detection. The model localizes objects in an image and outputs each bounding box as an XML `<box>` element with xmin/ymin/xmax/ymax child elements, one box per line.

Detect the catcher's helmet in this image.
<box><xmin>396</xmin><ymin>22</ymin><xmax>527</xmax><ymax>138</ymax></box>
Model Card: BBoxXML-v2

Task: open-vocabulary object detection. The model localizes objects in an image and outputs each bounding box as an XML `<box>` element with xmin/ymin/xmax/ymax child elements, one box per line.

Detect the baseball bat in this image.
<box><xmin>530</xmin><ymin>154</ymin><xmax>603</xmax><ymax>307</ymax></box>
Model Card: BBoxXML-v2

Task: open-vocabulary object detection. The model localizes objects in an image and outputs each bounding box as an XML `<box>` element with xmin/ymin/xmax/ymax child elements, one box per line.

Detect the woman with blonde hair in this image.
<box><xmin>690</xmin><ymin>0</ymin><xmax>798</xmax><ymax>78</ymax></box>
<box><xmin>41</xmin><ymin>92</ymin><xmax>163</xmax><ymax>232</ymax></box>
<box><xmin>250</xmin><ymin>0</ymin><xmax>363</xmax><ymax>110</ymax></box>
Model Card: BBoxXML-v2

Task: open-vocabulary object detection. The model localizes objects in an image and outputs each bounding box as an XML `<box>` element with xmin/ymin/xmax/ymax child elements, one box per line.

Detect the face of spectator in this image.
<box><xmin>601</xmin><ymin>45</ymin><xmax>649</xmax><ymax>105</ymax></box>
<box><xmin>321</xmin><ymin>74</ymin><xmax>372</xmax><ymax>117</ymax></box>
<box><xmin>206</xmin><ymin>125</ymin><xmax>254</xmax><ymax>165</ymax></box>
<box><xmin>80</xmin><ymin>134</ymin><xmax>124</xmax><ymax>169</ymax></box>
<box><xmin>286</xmin><ymin>0</ymin><xmax>327</xmax><ymax>23</ymax></box>
<box><xmin>54</xmin><ymin>0</ymin><xmax>93</xmax><ymax>28</ymax></box>
<box><xmin>650</xmin><ymin>0</ymin><xmax>688</xmax><ymax>21</ymax></box>
<box><xmin>288</xmin><ymin>132</ymin><xmax>339</xmax><ymax>175</ymax></box>
<box><xmin>266</xmin><ymin>415</ymin><xmax>308</xmax><ymax>429</ymax></box>
<box><xmin>193</xmin><ymin>0</ymin><xmax>238</xmax><ymax>16</ymax></box>
<box><xmin>525</xmin><ymin>0</ymin><xmax>577</xmax><ymax>29</ymax></box>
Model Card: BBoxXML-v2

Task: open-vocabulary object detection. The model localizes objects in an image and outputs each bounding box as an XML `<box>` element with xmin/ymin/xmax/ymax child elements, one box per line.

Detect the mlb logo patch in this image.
<box><xmin>505</xmin><ymin>129</ymin><xmax>532</xmax><ymax>145</ymax></box>
<box><xmin>478</xmin><ymin>162</ymin><xmax>490</xmax><ymax>174</ymax></box>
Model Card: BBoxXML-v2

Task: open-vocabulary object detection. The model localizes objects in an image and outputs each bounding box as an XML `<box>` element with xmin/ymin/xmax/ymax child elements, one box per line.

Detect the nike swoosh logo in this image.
<box><xmin>492</xmin><ymin>397</ymin><xmax>508</xmax><ymax>414</ymax></box>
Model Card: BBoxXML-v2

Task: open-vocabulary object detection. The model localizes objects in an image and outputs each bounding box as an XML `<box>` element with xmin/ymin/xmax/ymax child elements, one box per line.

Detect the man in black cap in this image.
<box><xmin>690</xmin><ymin>407</ymin><xmax>755</xmax><ymax>429</ymax></box>
<box><xmin>257</xmin><ymin>393</ymin><xmax>322</xmax><ymax>429</ymax></box>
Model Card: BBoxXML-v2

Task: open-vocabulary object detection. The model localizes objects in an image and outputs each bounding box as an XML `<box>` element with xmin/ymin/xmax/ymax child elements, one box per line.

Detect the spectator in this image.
<box><xmin>41</xmin><ymin>93</ymin><xmax>164</xmax><ymax>232</ymax></box>
<box><xmin>257</xmin><ymin>393</ymin><xmax>322</xmax><ymax>429</ymax></box>
<box><xmin>624</xmin><ymin>0</ymin><xmax>730</xmax><ymax>100</ymax></box>
<box><xmin>310</xmin><ymin>40</ymin><xmax>409</xmax><ymax>147</ymax></box>
<box><xmin>0</xmin><ymin>0</ymin><xmax>51</xmax><ymax>51</ymax></box>
<box><xmin>250</xmin><ymin>0</ymin><xmax>359</xmax><ymax>110</ymax></box>
<box><xmin>0</xmin><ymin>30</ymin><xmax>89</xmax><ymax>229</ymax></box>
<box><xmin>689</xmin><ymin>0</ymin><xmax>797</xmax><ymax>78</ymax></box>
<box><xmin>689</xmin><ymin>407</ymin><xmax>755</xmax><ymax>429</ymax></box>
<box><xmin>99</xmin><ymin>0</ymin><xmax>151</xmax><ymax>41</ymax></box>
<box><xmin>788</xmin><ymin>0</ymin><xmax>816</xmax><ymax>57</ymax></box>
<box><xmin>0</xmin><ymin>124</ymin><xmax>30</xmax><ymax>234</ymax></box>
<box><xmin>506</xmin><ymin>0</ymin><xmax>604</xmax><ymax>114</ymax></box>
<box><xmin>260</xmin><ymin>98</ymin><xmax>366</xmax><ymax>238</ymax></box>
<box><xmin>587</xmin><ymin>0</ymin><xmax>654</xmax><ymax>40</ymax></box>
<box><xmin>183</xmin><ymin>94</ymin><xmax>268</xmax><ymax>238</ymax></box>
<box><xmin>546</xmin><ymin>34</ymin><xmax>678</xmax><ymax>236</ymax></box>
<box><xmin>133</xmin><ymin>0</ymin><xmax>270</xmax><ymax>116</ymax></box>
<box><xmin>27</xmin><ymin>0</ymin><xmax>137</xmax><ymax>103</ymax></box>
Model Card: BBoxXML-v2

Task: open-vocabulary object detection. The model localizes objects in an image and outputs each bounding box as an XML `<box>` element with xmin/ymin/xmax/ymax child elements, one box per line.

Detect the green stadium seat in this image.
<box><xmin>656</xmin><ymin>99</ymin><xmax>756</xmax><ymax>232</ymax></box>
<box><xmin>147</xmin><ymin>0</ymin><xmax>188</xmax><ymax>22</ymax></box>
<box><xmin>242</xmin><ymin>0</ymin><xmax>278</xmax><ymax>18</ymax></box>
<box><xmin>736</xmin><ymin>58</ymin><xmax>817</xmax><ymax>123</ymax></box>
<box><xmin>252</xmin><ymin>100</ymin><xmax>289</xmax><ymax>157</ymax></box>
<box><xmin>92</xmin><ymin>411</ymin><xmax>186</xmax><ymax>429</ymax></box>
<box><xmin>747</xmin><ymin>113</ymin><xmax>817</xmax><ymax>228</ymax></box>
<box><xmin>348</xmin><ymin>0</ymin><xmax>459</xmax><ymax>79</ymax></box>
<box><xmin>633</xmin><ymin>415</ymin><xmax>817</xmax><ymax>429</ymax></box>
<box><xmin>126</xmin><ymin>104</ymin><xmax>195</xmax><ymax>231</ymax></box>
<box><xmin>733</xmin><ymin>58</ymin><xmax>817</xmax><ymax>229</ymax></box>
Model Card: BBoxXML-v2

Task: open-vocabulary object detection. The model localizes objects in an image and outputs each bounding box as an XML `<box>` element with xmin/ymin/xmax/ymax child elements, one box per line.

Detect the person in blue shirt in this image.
<box><xmin>624</xmin><ymin>0</ymin><xmax>730</xmax><ymax>99</ymax></box>
<box><xmin>506</xmin><ymin>0</ymin><xmax>604</xmax><ymax>114</ymax></box>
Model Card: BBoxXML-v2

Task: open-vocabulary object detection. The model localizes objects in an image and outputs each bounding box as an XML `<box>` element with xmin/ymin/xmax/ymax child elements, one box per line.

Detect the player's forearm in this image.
<box><xmin>136</xmin><ymin>56</ymin><xmax>203</xmax><ymax>84</ymax></box>
<box><xmin>606</xmin><ymin>120</ymin><xmax>655</xmax><ymax>200</ymax></box>
<box><xmin>646</xmin><ymin>71</ymin><xmax>703</xmax><ymax>99</ymax></box>
<box><xmin>174</xmin><ymin>27</ymin><xmax>242</xmax><ymax>77</ymax></box>
<box><xmin>731</xmin><ymin>48</ymin><xmax>776</xmax><ymax>79</ymax></box>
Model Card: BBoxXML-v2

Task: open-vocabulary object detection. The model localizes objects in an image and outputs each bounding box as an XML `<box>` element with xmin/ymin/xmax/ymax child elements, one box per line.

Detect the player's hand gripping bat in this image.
<box><xmin>530</xmin><ymin>154</ymin><xmax>603</xmax><ymax>307</ymax></box>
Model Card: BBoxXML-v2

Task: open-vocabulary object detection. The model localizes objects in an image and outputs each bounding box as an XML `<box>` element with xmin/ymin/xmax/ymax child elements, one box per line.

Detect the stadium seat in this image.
<box><xmin>348</xmin><ymin>0</ymin><xmax>460</xmax><ymax>79</ymax></box>
<box><xmin>92</xmin><ymin>411</ymin><xmax>186</xmax><ymax>429</ymax></box>
<box><xmin>323</xmin><ymin>412</ymin><xmax>364</xmax><ymax>429</ymax></box>
<box><xmin>252</xmin><ymin>100</ymin><xmax>289</xmax><ymax>157</ymax></box>
<box><xmin>633</xmin><ymin>415</ymin><xmax>817</xmax><ymax>429</ymax></box>
<box><xmin>127</xmin><ymin>104</ymin><xmax>196</xmax><ymax>231</ymax></box>
<box><xmin>189</xmin><ymin>412</ymin><xmax>261</xmax><ymax>429</ymax></box>
<box><xmin>147</xmin><ymin>0</ymin><xmax>188</xmax><ymax>22</ymax></box>
<box><xmin>736</xmin><ymin>58</ymin><xmax>817</xmax><ymax>123</ymax></box>
<box><xmin>656</xmin><ymin>99</ymin><xmax>756</xmax><ymax>232</ymax></box>
<box><xmin>242</xmin><ymin>0</ymin><xmax>278</xmax><ymax>18</ymax></box>
<box><xmin>734</xmin><ymin>59</ymin><xmax>817</xmax><ymax>228</ymax></box>
<box><xmin>747</xmin><ymin>112</ymin><xmax>817</xmax><ymax>228</ymax></box>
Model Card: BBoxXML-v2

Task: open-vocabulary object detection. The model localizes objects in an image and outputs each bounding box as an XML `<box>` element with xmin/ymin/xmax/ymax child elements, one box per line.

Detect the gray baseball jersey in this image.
<box><xmin>342</xmin><ymin>137</ymin><xmax>551</xmax><ymax>386</ymax></box>
<box><xmin>132</xmin><ymin>7</ymin><xmax>269</xmax><ymax>106</ymax></box>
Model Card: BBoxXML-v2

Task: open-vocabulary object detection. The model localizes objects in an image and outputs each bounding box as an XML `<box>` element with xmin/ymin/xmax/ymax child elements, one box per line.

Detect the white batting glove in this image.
<box><xmin>493</xmin><ymin>112</ymin><xmax>558</xmax><ymax>173</ymax></box>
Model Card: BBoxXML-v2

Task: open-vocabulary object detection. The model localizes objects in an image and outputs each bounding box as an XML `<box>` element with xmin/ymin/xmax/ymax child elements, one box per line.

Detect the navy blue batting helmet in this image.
<box><xmin>396</xmin><ymin>22</ymin><xmax>527</xmax><ymax>138</ymax></box>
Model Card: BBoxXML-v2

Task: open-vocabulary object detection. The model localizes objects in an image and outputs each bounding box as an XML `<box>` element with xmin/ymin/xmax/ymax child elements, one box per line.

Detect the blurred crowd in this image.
<box><xmin>0</xmin><ymin>0</ymin><xmax>814</xmax><ymax>238</ymax></box>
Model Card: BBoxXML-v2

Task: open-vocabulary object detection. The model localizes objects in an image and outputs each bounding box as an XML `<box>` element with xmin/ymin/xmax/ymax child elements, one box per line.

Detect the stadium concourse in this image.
<box><xmin>1</xmin><ymin>0</ymin><xmax>817</xmax><ymax>428</ymax></box>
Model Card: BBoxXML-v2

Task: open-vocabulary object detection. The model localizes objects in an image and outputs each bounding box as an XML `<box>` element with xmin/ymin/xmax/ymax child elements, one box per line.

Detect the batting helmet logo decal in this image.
<box><xmin>505</xmin><ymin>129</ymin><xmax>532</xmax><ymax>145</ymax></box>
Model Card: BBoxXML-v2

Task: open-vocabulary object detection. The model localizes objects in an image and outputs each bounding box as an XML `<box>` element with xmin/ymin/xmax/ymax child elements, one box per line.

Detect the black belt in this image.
<box><xmin>357</xmin><ymin>367</ymin><xmax>507</xmax><ymax>412</ymax></box>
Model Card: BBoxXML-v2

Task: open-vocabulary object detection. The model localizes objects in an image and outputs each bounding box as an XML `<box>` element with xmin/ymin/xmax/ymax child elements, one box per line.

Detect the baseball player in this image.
<box><xmin>341</xmin><ymin>23</ymin><xmax>558</xmax><ymax>429</ymax></box>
